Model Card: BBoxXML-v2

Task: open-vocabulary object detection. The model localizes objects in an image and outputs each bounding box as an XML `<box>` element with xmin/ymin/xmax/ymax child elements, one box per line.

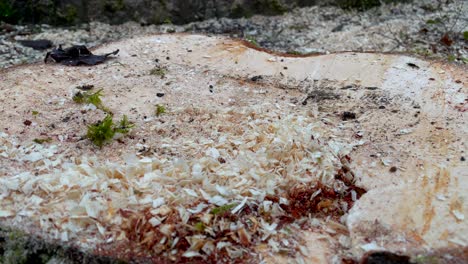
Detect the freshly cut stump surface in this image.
<box><xmin>0</xmin><ymin>34</ymin><xmax>467</xmax><ymax>263</ymax></box>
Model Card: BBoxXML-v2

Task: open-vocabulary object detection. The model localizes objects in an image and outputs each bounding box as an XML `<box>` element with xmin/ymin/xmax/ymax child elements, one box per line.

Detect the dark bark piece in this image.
<box><xmin>44</xmin><ymin>45</ymin><xmax>119</xmax><ymax>66</ymax></box>
<box><xmin>406</xmin><ymin>63</ymin><xmax>420</xmax><ymax>69</ymax></box>
<box><xmin>18</xmin><ymin>39</ymin><xmax>53</xmax><ymax>50</ymax></box>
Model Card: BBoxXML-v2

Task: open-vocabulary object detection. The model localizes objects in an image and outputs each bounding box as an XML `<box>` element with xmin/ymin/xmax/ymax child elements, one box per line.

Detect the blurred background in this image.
<box><xmin>0</xmin><ymin>0</ymin><xmax>466</xmax><ymax>68</ymax></box>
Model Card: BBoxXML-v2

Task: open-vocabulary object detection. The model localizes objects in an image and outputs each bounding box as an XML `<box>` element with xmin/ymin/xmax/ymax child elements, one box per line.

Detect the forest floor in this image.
<box><xmin>0</xmin><ymin>0</ymin><xmax>466</xmax><ymax>69</ymax></box>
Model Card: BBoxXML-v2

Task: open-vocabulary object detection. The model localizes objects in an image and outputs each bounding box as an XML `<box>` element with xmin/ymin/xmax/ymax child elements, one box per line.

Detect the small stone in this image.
<box><xmin>76</xmin><ymin>85</ymin><xmax>94</xmax><ymax>90</ymax></box>
<box><xmin>406</xmin><ymin>62</ymin><xmax>420</xmax><ymax>69</ymax></box>
<box><xmin>250</xmin><ymin>75</ymin><xmax>263</xmax><ymax>82</ymax></box>
<box><xmin>389</xmin><ymin>166</ymin><xmax>397</xmax><ymax>173</ymax></box>
<box><xmin>342</xmin><ymin>111</ymin><xmax>356</xmax><ymax>121</ymax></box>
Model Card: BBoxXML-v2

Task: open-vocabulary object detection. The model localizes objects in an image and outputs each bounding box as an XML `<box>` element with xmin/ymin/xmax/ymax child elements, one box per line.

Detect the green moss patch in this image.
<box><xmin>73</xmin><ymin>89</ymin><xmax>110</xmax><ymax>113</ymax></box>
<box><xmin>210</xmin><ymin>203</ymin><xmax>237</xmax><ymax>215</ymax></box>
<box><xmin>87</xmin><ymin>115</ymin><xmax>134</xmax><ymax>148</ymax></box>
<box><xmin>0</xmin><ymin>226</ymin><xmax>124</xmax><ymax>263</ymax></box>
<box><xmin>155</xmin><ymin>104</ymin><xmax>166</xmax><ymax>116</ymax></box>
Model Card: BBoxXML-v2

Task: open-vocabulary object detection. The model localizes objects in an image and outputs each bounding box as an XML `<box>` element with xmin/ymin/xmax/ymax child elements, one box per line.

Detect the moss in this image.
<box><xmin>87</xmin><ymin>115</ymin><xmax>115</xmax><ymax>148</ymax></box>
<box><xmin>155</xmin><ymin>104</ymin><xmax>166</xmax><ymax>116</ymax></box>
<box><xmin>33</xmin><ymin>138</ymin><xmax>52</xmax><ymax>144</ymax></box>
<box><xmin>193</xmin><ymin>222</ymin><xmax>205</xmax><ymax>232</ymax></box>
<box><xmin>73</xmin><ymin>89</ymin><xmax>110</xmax><ymax>113</ymax></box>
<box><xmin>463</xmin><ymin>31</ymin><xmax>468</xmax><ymax>41</ymax></box>
<box><xmin>0</xmin><ymin>226</ymin><xmax>125</xmax><ymax>263</ymax></box>
<box><xmin>2</xmin><ymin>230</ymin><xmax>28</xmax><ymax>264</ymax></box>
<box><xmin>245</xmin><ymin>35</ymin><xmax>259</xmax><ymax>47</ymax></box>
<box><xmin>426</xmin><ymin>18</ymin><xmax>442</xmax><ymax>25</ymax></box>
<box><xmin>210</xmin><ymin>203</ymin><xmax>237</xmax><ymax>215</ymax></box>
<box><xmin>114</xmin><ymin>115</ymin><xmax>135</xmax><ymax>134</ymax></box>
<box><xmin>447</xmin><ymin>54</ymin><xmax>456</xmax><ymax>62</ymax></box>
<box><xmin>83</xmin><ymin>90</ymin><xmax>103</xmax><ymax>107</ymax></box>
<box><xmin>86</xmin><ymin>115</ymin><xmax>134</xmax><ymax>148</ymax></box>
<box><xmin>413</xmin><ymin>255</ymin><xmax>439</xmax><ymax>264</ymax></box>
<box><xmin>150</xmin><ymin>66</ymin><xmax>167</xmax><ymax>78</ymax></box>
<box><xmin>413</xmin><ymin>48</ymin><xmax>432</xmax><ymax>57</ymax></box>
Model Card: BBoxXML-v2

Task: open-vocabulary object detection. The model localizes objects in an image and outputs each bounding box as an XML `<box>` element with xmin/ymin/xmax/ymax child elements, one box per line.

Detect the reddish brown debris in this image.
<box><xmin>93</xmin><ymin>157</ymin><xmax>367</xmax><ymax>263</ymax></box>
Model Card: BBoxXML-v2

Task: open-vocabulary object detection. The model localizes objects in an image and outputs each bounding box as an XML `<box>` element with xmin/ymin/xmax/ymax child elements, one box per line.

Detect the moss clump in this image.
<box><xmin>426</xmin><ymin>18</ymin><xmax>442</xmax><ymax>25</ymax></box>
<box><xmin>86</xmin><ymin>115</ymin><xmax>134</xmax><ymax>148</ymax></box>
<box><xmin>87</xmin><ymin>115</ymin><xmax>114</xmax><ymax>148</ymax></box>
<box><xmin>210</xmin><ymin>203</ymin><xmax>237</xmax><ymax>215</ymax></box>
<box><xmin>193</xmin><ymin>222</ymin><xmax>205</xmax><ymax>232</ymax></box>
<box><xmin>155</xmin><ymin>104</ymin><xmax>166</xmax><ymax>116</ymax></box>
<box><xmin>448</xmin><ymin>54</ymin><xmax>456</xmax><ymax>62</ymax></box>
<box><xmin>150</xmin><ymin>66</ymin><xmax>167</xmax><ymax>78</ymax></box>
<box><xmin>0</xmin><ymin>226</ymin><xmax>124</xmax><ymax>263</ymax></box>
<box><xmin>2</xmin><ymin>230</ymin><xmax>28</xmax><ymax>264</ymax></box>
<box><xmin>1</xmin><ymin>229</ymin><xmax>53</xmax><ymax>264</ymax></box>
<box><xmin>114</xmin><ymin>115</ymin><xmax>134</xmax><ymax>134</ymax></box>
<box><xmin>73</xmin><ymin>89</ymin><xmax>102</xmax><ymax>105</ymax></box>
<box><xmin>72</xmin><ymin>89</ymin><xmax>109</xmax><ymax>112</ymax></box>
<box><xmin>245</xmin><ymin>35</ymin><xmax>259</xmax><ymax>47</ymax></box>
<box><xmin>33</xmin><ymin>138</ymin><xmax>52</xmax><ymax>144</ymax></box>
